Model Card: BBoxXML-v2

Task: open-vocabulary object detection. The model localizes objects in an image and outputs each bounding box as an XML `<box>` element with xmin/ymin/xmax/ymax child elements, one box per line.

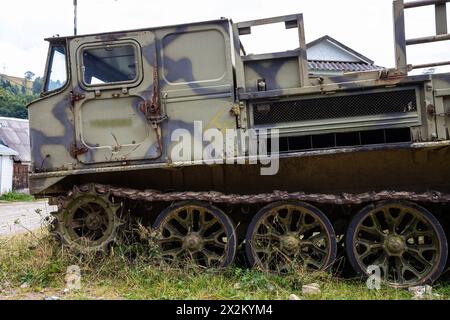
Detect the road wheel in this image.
<box><xmin>153</xmin><ymin>201</ymin><xmax>237</xmax><ymax>268</ymax></box>
<box><xmin>246</xmin><ymin>201</ymin><xmax>337</xmax><ymax>273</ymax></box>
<box><xmin>345</xmin><ymin>201</ymin><xmax>448</xmax><ymax>288</ymax></box>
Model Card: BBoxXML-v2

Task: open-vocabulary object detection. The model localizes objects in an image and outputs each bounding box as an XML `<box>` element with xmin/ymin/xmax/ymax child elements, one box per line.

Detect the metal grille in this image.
<box><xmin>253</xmin><ymin>89</ymin><xmax>417</xmax><ymax>125</ymax></box>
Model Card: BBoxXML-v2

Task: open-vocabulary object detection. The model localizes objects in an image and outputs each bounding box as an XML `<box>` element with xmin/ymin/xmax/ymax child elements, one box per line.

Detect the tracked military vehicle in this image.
<box><xmin>28</xmin><ymin>0</ymin><xmax>450</xmax><ymax>287</ymax></box>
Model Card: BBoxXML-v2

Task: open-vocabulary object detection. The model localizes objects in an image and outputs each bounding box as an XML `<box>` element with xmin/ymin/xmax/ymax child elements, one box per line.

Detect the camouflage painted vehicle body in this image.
<box><xmin>27</xmin><ymin>0</ymin><xmax>450</xmax><ymax>287</ymax></box>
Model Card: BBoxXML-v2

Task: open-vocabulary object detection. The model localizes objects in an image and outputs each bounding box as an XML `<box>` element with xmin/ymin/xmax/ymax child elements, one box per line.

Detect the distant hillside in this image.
<box><xmin>0</xmin><ymin>74</ymin><xmax>42</xmax><ymax>119</ymax></box>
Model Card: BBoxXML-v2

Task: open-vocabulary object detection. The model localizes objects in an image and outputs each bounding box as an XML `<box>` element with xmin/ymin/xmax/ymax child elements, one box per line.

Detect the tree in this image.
<box><xmin>32</xmin><ymin>77</ymin><xmax>43</xmax><ymax>95</ymax></box>
<box><xmin>0</xmin><ymin>78</ymin><xmax>39</xmax><ymax>119</ymax></box>
<box><xmin>24</xmin><ymin>71</ymin><xmax>35</xmax><ymax>81</ymax></box>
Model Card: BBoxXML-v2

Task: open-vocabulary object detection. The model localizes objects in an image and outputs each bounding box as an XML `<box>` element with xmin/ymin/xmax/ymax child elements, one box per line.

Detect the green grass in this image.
<box><xmin>0</xmin><ymin>192</ymin><xmax>34</xmax><ymax>202</ymax></box>
<box><xmin>0</xmin><ymin>230</ymin><xmax>448</xmax><ymax>300</ymax></box>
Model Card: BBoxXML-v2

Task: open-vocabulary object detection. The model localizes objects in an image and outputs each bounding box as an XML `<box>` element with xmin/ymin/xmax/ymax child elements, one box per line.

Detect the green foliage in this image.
<box><xmin>0</xmin><ymin>77</ymin><xmax>40</xmax><ymax>119</ymax></box>
<box><xmin>1</xmin><ymin>230</ymin><xmax>448</xmax><ymax>300</ymax></box>
<box><xmin>32</xmin><ymin>77</ymin><xmax>43</xmax><ymax>95</ymax></box>
<box><xmin>0</xmin><ymin>192</ymin><xmax>35</xmax><ymax>202</ymax></box>
<box><xmin>24</xmin><ymin>71</ymin><xmax>35</xmax><ymax>81</ymax></box>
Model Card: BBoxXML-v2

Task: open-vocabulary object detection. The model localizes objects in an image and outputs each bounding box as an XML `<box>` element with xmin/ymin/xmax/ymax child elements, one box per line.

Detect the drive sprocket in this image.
<box><xmin>51</xmin><ymin>185</ymin><xmax>123</xmax><ymax>253</ymax></box>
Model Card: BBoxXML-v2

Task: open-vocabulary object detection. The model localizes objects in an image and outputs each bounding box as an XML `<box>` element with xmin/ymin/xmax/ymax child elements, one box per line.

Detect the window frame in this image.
<box><xmin>43</xmin><ymin>44</ymin><xmax>69</xmax><ymax>95</ymax></box>
<box><xmin>78</xmin><ymin>40</ymin><xmax>143</xmax><ymax>91</ymax></box>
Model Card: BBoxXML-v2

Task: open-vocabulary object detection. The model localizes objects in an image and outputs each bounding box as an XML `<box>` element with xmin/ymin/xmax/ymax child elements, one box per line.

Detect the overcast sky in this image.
<box><xmin>1</xmin><ymin>0</ymin><xmax>449</xmax><ymax>78</ymax></box>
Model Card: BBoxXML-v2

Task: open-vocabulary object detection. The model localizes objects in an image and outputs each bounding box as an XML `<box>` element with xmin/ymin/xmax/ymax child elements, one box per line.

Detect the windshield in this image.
<box><xmin>45</xmin><ymin>45</ymin><xmax>67</xmax><ymax>92</ymax></box>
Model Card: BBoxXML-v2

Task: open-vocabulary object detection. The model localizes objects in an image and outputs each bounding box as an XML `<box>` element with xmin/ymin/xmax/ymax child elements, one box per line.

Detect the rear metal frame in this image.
<box><xmin>233</xmin><ymin>0</ymin><xmax>450</xmax><ymax>101</ymax></box>
<box><xmin>394</xmin><ymin>0</ymin><xmax>450</xmax><ymax>72</ymax></box>
<box><xmin>235</xmin><ymin>14</ymin><xmax>309</xmax><ymax>89</ymax></box>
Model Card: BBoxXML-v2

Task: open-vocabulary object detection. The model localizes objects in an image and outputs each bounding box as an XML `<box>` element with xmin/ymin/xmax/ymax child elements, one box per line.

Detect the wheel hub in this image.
<box><xmin>85</xmin><ymin>214</ymin><xmax>102</xmax><ymax>230</ymax></box>
<box><xmin>384</xmin><ymin>235</ymin><xmax>406</xmax><ymax>256</ymax></box>
<box><xmin>281</xmin><ymin>234</ymin><xmax>301</xmax><ymax>252</ymax></box>
<box><xmin>183</xmin><ymin>233</ymin><xmax>204</xmax><ymax>252</ymax></box>
<box><xmin>52</xmin><ymin>185</ymin><xmax>121</xmax><ymax>253</ymax></box>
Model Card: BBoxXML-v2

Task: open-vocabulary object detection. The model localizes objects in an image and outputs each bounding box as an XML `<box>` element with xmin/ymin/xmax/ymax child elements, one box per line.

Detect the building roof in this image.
<box><xmin>0</xmin><ymin>117</ymin><xmax>30</xmax><ymax>163</ymax></box>
<box><xmin>308</xmin><ymin>60</ymin><xmax>382</xmax><ymax>72</ymax></box>
<box><xmin>0</xmin><ymin>143</ymin><xmax>18</xmax><ymax>157</ymax></box>
<box><xmin>306</xmin><ymin>35</ymin><xmax>382</xmax><ymax>73</ymax></box>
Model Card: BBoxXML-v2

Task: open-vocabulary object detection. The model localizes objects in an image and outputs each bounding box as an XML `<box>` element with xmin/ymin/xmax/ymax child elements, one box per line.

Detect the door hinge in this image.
<box><xmin>70</xmin><ymin>143</ymin><xmax>89</xmax><ymax>158</ymax></box>
<box><xmin>231</xmin><ymin>102</ymin><xmax>247</xmax><ymax>129</ymax></box>
<box><xmin>70</xmin><ymin>92</ymin><xmax>85</xmax><ymax>106</ymax></box>
<box><xmin>427</xmin><ymin>104</ymin><xmax>450</xmax><ymax>117</ymax></box>
<box><xmin>230</xmin><ymin>104</ymin><xmax>241</xmax><ymax>117</ymax></box>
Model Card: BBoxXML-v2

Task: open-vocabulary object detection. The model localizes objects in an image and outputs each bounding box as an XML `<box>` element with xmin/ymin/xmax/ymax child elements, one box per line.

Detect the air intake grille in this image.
<box><xmin>253</xmin><ymin>89</ymin><xmax>417</xmax><ymax>125</ymax></box>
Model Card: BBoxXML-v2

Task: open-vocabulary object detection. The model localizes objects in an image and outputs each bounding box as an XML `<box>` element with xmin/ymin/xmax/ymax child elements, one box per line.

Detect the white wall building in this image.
<box><xmin>0</xmin><ymin>117</ymin><xmax>31</xmax><ymax>192</ymax></box>
<box><xmin>0</xmin><ymin>144</ymin><xmax>18</xmax><ymax>195</ymax></box>
<box><xmin>306</xmin><ymin>35</ymin><xmax>382</xmax><ymax>76</ymax></box>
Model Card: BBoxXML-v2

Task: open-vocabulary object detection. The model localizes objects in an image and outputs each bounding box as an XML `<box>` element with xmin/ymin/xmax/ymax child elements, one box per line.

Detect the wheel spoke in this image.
<box><xmin>155</xmin><ymin>203</ymin><xmax>236</xmax><ymax>269</ymax></box>
<box><xmin>359</xmin><ymin>249</ymin><xmax>376</xmax><ymax>261</ymax></box>
<box><xmin>186</xmin><ymin>208</ymin><xmax>194</xmax><ymax>232</ymax></box>
<box><xmin>407</xmin><ymin>250</ymin><xmax>434</xmax><ymax>268</ymax></box>
<box><xmin>162</xmin><ymin>248</ymin><xmax>184</xmax><ymax>259</ymax></box>
<box><xmin>172</xmin><ymin>214</ymin><xmax>189</xmax><ymax>230</ymax></box>
<box><xmin>247</xmin><ymin>202</ymin><xmax>336</xmax><ymax>273</ymax></box>
<box><xmin>355</xmin><ymin>238</ymin><xmax>382</xmax><ymax>251</ymax></box>
<box><xmin>159</xmin><ymin>235</ymin><xmax>183</xmax><ymax>243</ymax></box>
<box><xmin>253</xmin><ymin>233</ymin><xmax>279</xmax><ymax>242</ymax></box>
<box><xmin>78</xmin><ymin>206</ymin><xmax>92</xmax><ymax>217</ymax></box>
<box><xmin>348</xmin><ymin>202</ymin><xmax>445</xmax><ymax>288</ymax></box>
<box><xmin>395</xmin><ymin>210</ymin><xmax>407</xmax><ymax>229</ymax></box>
<box><xmin>359</xmin><ymin>225</ymin><xmax>384</xmax><ymax>237</ymax></box>
<box><xmin>400</xmin><ymin>216</ymin><xmax>419</xmax><ymax>237</ymax></box>
<box><xmin>278</xmin><ymin>208</ymin><xmax>293</xmax><ymax>231</ymax></box>
<box><xmin>382</xmin><ymin>208</ymin><xmax>396</xmax><ymax>233</ymax></box>
<box><xmin>406</xmin><ymin>244</ymin><xmax>437</xmax><ymax>255</ymax></box>
<box><xmin>295</xmin><ymin>211</ymin><xmax>305</xmax><ymax>232</ymax></box>
<box><xmin>199</xmin><ymin>212</ymin><xmax>218</xmax><ymax>234</ymax></box>
<box><xmin>402</xmin><ymin>264</ymin><xmax>423</xmax><ymax>280</ymax></box>
<box><xmin>204</xmin><ymin>239</ymin><xmax>226</xmax><ymax>249</ymax></box>
<box><xmin>298</xmin><ymin>221</ymin><xmax>320</xmax><ymax>235</ymax></box>
<box><xmin>204</xmin><ymin>229</ymin><xmax>224</xmax><ymax>242</ymax></box>
<box><xmin>370</xmin><ymin>214</ymin><xmax>384</xmax><ymax>234</ymax></box>
<box><xmin>394</xmin><ymin>256</ymin><xmax>405</xmax><ymax>283</ymax></box>
<box><xmin>203</xmin><ymin>249</ymin><xmax>223</xmax><ymax>266</ymax></box>
<box><xmin>163</xmin><ymin>223</ymin><xmax>184</xmax><ymax>238</ymax></box>
<box><xmin>372</xmin><ymin>252</ymin><xmax>388</xmax><ymax>273</ymax></box>
<box><xmin>70</xmin><ymin>219</ymin><xmax>85</xmax><ymax>229</ymax></box>
<box><xmin>304</xmin><ymin>257</ymin><xmax>323</xmax><ymax>269</ymax></box>
<box><xmin>301</xmin><ymin>234</ymin><xmax>328</xmax><ymax>255</ymax></box>
<box><xmin>272</xmin><ymin>213</ymin><xmax>288</xmax><ymax>233</ymax></box>
<box><xmin>261</xmin><ymin>221</ymin><xmax>282</xmax><ymax>238</ymax></box>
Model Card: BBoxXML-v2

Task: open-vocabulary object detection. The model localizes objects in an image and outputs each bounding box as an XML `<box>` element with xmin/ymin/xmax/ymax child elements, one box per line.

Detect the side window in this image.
<box><xmin>162</xmin><ymin>30</ymin><xmax>227</xmax><ymax>84</ymax></box>
<box><xmin>82</xmin><ymin>44</ymin><xmax>138</xmax><ymax>86</ymax></box>
<box><xmin>45</xmin><ymin>46</ymin><xmax>67</xmax><ymax>92</ymax></box>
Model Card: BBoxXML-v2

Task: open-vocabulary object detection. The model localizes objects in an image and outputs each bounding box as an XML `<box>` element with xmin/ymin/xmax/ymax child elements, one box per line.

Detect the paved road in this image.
<box><xmin>0</xmin><ymin>201</ymin><xmax>57</xmax><ymax>236</ymax></box>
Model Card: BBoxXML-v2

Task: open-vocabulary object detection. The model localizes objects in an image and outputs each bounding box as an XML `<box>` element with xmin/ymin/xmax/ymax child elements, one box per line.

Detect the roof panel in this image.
<box><xmin>308</xmin><ymin>60</ymin><xmax>382</xmax><ymax>72</ymax></box>
<box><xmin>0</xmin><ymin>143</ymin><xmax>18</xmax><ymax>157</ymax></box>
<box><xmin>0</xmin><ymin>117</ymin><xmax>30</xmax><ymax>163</ymax></box>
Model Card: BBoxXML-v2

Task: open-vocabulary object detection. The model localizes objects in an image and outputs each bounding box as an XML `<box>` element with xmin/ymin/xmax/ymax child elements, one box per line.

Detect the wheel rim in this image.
<box><xmin>52</xmin><ymin>186</ymin><xmax>122</xmax><ymax>252</ymax></box>
<box><xmin>154</xmin><ymin>202</ymin><xmax>236</xmax><ymax>268</ymax></box>
<box><xmin>347</xmin><ymin>202</ymin><xmax>447</xmax><ymax>287</ymax></box>
<box><xmin>65</xmin><ymin>196</ymin><xmax>114</xmax><ymax>245</ymax></box>
<box><xmin>246</xmin><ymin>201</ymin><xmax>337</xmax><ymax>273</ymax></box>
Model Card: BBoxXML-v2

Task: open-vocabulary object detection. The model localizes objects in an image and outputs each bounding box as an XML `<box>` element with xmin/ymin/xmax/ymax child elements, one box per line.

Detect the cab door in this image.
<box><xmin>69</xmin><ymin>31</ymin><xmax>161</xmax><ymax>164</ymax></box>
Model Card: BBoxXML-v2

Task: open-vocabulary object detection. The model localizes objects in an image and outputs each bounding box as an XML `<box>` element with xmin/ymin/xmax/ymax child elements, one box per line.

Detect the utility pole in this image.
<box><xmin>74</xmin><ymin>0</ymin><xmax>78</xmax><ymax>36</ymax></box>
